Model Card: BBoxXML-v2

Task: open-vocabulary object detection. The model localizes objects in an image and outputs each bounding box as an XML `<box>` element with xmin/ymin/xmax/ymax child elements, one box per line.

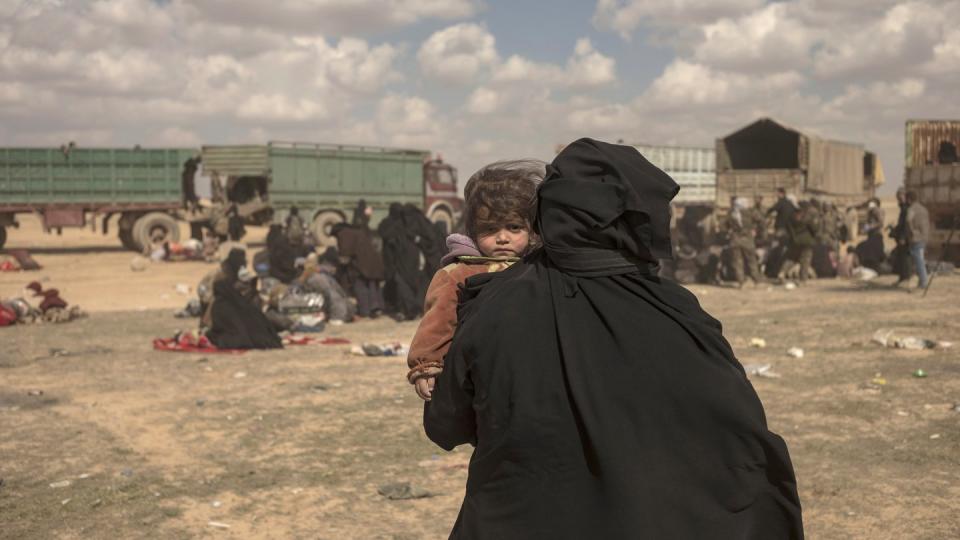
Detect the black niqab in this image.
<box><xmin>378</xmin><ymin>203</ymin><xmax>423</xmax><ymax>318</ymax></box>
<box><xmin>425</xmin><ymin>138</ymin><xmax>803</xmax><ymax>539</ymax></box>
<box><xmin>207</xmin><ymin>249</ymin><xmax>282</xmax><ymax>350</ymax></box>
<box><xmin>267</xmin><ymin>224</ymin><xmax>298</xmax><ymax>283</ymax></box>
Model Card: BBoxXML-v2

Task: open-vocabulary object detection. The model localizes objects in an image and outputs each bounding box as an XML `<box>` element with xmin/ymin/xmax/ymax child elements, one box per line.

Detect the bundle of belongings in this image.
<box><xmin>0</xmin><ymin>281</ymin><xmax>86</xmax><ymax>326</ymax></box>
<box><xmin>0</xmin><ymin>250</ymin><xmax>42</xmax><ymax>272</ymax></box>
<box><xmin>149</xmin><ymin>239</ymin><xmax>207</xmax><ymax>262</ymax></box>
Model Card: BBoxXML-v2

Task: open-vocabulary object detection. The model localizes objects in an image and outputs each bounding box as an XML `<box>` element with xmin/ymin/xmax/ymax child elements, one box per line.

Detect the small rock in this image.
<box><xmin>196</xmin><ymin>399</ymin><xmax>206</xmax><ymax>407</ymax></box>
<box><xmin>233</xmin><ymin>371</ymin><xmax>247</xmax><ymax>379</ymax></box>
<box><xmin>786</xmin><ymin>347</ymin><xmax>804</xmax><ymax>359</ymax></box>
<box><xmin>61</xmin><ymin>498</ymin><xmax>71</xmax><ymax>505</ymax></box>
<box><xmin>211</xmin><ymin>500</ymin><xmax>222</xmax><ymax>508</ymax></box>
<box><xmin>90</xmin><ymin>498</ymin><xmax>102</xmax><ymax>508</ymax></box>
<box><xmin>77</xmin><ymin>473</ymin><xmax>91</xmax><ymax>479</ymax></box>
<box><xmin>121</xmin><ymin>469</ymin><xmax>134</xmax><ymax>478</ymax></box>
<box><xmin>378</xmin><ymin>482</ymin><xmax>432</xmax><ymax>500</ymax></box>
<box><xmin>749</xmin><ymin>338</ymin><xmax>767</xmax><ymax>349</ymax></box>
<box><xmin>896</xmin><ymin>411</ymin><xmax>909</xmax><ymax>417</ymax></box>
<box><xmin>49</xmin><ymin>480</ymin><xmax>71</xmax><ymax>488</ymax></box>
<box><xmin>784</xmin><ymin>282</ymin><xmax>797</xmax><ymax>290</ymax></box>
<box><xmin>310</xmin><ymin>384</ymin><xmax>330</xmax><ymax>393</ymax></box>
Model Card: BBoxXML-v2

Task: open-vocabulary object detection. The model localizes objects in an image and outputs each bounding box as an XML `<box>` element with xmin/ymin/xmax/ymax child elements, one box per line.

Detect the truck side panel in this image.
<box><xmin>716</xmin><ymin>170</ymin><xmax>804</xmax><ymax>208</ymax></box>
<box><xmin>632</xmin><ymin>144</ymin><xmax>716</xmax><ymax>205</ymax></box>
<box><xmin>0</xmin><ymin>147</ymin><xmax>193</xmax><ymax>206</ymax></box>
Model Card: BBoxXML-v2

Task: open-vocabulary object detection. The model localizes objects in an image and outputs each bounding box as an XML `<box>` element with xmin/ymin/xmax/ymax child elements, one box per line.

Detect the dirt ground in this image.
<box><xmin>1</xmin><ymin>218</ymin><xmax>959</xmax><ymax>539</ymax></box>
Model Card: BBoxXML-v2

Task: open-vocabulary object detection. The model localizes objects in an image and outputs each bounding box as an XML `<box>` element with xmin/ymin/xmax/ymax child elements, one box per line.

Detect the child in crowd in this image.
<box><xmin>406</xmin><ymin>160</ymin><xmax>543</xmax><ymax>400</ymax></box>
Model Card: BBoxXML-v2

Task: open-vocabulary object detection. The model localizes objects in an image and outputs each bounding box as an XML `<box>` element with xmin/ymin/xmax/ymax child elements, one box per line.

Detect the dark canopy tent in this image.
<box><xmin>720</xmin><ymin>118</ymin><xmax>801</xmax><ymax>170</ymax></box>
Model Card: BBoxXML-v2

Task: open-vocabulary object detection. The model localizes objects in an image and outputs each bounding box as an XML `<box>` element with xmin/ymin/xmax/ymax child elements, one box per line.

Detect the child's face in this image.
<box><xmin>476</xmin><ymin>219</ymin><xmax>530</xmax><ymax>258</ymax></box>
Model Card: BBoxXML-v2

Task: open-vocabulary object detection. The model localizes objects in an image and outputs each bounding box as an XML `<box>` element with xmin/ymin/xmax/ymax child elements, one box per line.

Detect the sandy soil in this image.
<box><xmin>1</xmin><ymin>218</ymin><xmax>959</xmax><ymax>539</ymax></box>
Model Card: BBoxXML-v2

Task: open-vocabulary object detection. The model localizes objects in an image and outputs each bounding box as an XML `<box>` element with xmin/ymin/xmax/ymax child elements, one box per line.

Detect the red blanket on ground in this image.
<box><xmin>152</xmin><ymin>334</ymin><xmax>351</xmax><ymax>353</ymax></box>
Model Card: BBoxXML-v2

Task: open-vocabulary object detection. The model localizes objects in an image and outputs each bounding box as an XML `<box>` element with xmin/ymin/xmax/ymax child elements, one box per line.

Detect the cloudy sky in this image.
<box><xmin>2</xmin><ymin>0</ymin><xmax>958</xmax><ymax>194</ymax></box>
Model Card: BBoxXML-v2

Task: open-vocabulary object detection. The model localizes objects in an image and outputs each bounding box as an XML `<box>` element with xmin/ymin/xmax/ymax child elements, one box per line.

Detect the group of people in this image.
<box><xmin>710</xmin><ymin>187</ymin><xmax>931</xmax><ymax>290</ymax></box>
<box><xmin>187</xmin><ymin>199</ymin><xmax>451</xmax><ymax>350</ymax></box>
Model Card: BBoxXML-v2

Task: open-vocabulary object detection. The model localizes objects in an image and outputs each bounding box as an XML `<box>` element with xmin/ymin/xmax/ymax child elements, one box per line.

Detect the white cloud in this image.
<box><xmin>418</xmin><ymin>23</ymin><xmax>498</xmax><ymax>85</ymax></box>
<box><xmin>237</xmin><ymin>94</ymin><xmax>329</xmax><ymax>122</ymax></box>
<box><xmin>643</xmin><ymin>60</ymin><xmax>804</xmax><ymax>108</ymax></box>
<box><xmin>377</xmin><ymin>94</ymin><xmax>443</xmax><ymax>147</ymax></box>
<box><xmin>466</xmin><ymin>87</ymin><xmax>500</xmax><ymax>114</ymax></box>
<box><xmin>321</xmin><ymin>38</ymin><xmax>401</xmax><ymax>93</ymax></box>
<box><xmin>566</xmin><ymin>39</ymin><xmax>617</xmax><ymax>86</ymax></box>
<box><xmin>153</xmin><ymin>127</ymin><xmax>203</xmax><ymax>146</ymax></box>
<box><xmin>593</xmin><ymin>0</ymin><xmax>764</xmax><ymax>38</ymax></box>
<box><xmin>693</xmin><ymin>4</ymin><xmax>815</xmax><ymax>72</ymax></box>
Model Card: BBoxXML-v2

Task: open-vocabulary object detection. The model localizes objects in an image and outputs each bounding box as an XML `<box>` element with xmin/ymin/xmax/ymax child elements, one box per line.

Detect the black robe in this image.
<box><xmin>378</xmin><ymin>203</ymin><xmax>423</xmax><ymax>318</ymax></box>
<box><xmin>425</xmin><ymin>139</ymin><xmax>803</xmax><ymax>539</ymax></box>
<box><xmin>267</xmin><ymin>224</ymin><xmax>299</xmax><ymax>284</ymax></box>
<box><xmin>207</xmin><ymin>250</ymin><xmax>282</xmax><ymax>350</ymax></box>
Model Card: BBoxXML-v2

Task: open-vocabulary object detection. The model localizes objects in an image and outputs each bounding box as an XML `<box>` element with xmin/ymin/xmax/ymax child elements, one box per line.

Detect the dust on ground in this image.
<box><xmin>1</xmin><ymin>221</ymin><xmax>959</xmax><ymax>539</ymax></box>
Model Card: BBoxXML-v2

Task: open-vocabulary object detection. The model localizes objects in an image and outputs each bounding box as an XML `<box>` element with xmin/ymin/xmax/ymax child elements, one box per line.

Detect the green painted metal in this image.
<box><xmin>202</xmin><ymin>141</ymin><xmax>430</xmax><ymax>221</ymax></box>
<box><xmin>0</xmin><ymin>147</ymin><xmax>196</xmax><ymax>204</ymax></box>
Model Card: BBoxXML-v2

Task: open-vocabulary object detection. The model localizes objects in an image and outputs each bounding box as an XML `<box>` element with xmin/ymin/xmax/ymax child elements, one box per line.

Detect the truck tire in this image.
<box><xmin>135</xmin><ymin>212</ymin><xmax>180</xmax><ymax>252</ymax></box>
<box><xmin>0</xmin><ymin>226</ymin><xmax>6</xmax><ymax>249</ymax></box>
<box><xmin>429</xmin><ymin>207</ymin><xmax>454</xmax><ymax>237</ymax></box>
<box><xmin>118</xmin><ymin>213</ymin><xmax>142</xmax><ymax>252</ymax></box>
<box><xmin>312</xmin><ymin>210</ymin><xmax>345</xmax><ymax>249</ymax></box>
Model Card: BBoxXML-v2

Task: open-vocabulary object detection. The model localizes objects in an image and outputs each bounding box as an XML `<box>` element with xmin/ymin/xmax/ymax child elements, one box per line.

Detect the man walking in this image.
<box><xmin>891</xmin><ymin>188</ymin><xmax>913</xmax><ymax>286</ymax></box>
<box><xmin>906</xmin><ymin>191</ymin><xmax>930</xmax><ymax>289</ymax></box>
<box><xmin>725</xmin><ymin>197</ymin><xmax>763</xmax><ymax>288</ymax></box>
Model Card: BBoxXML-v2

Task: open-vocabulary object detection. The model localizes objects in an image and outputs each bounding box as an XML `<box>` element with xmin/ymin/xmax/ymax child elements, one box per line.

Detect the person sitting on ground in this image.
<box><xmin>297</xmin><ymin>251</ymin><xmax>356</xmax><ymax>325</ymax></box>
<box><xmin>205</xmin><ymin>249</ymin><xmax>282</xmax><ymax>350</ymax></box>
<box><xmin>266</xmin><ymin>223</ymin><xmax>299</xmax><ymax>284</ymax></box>
<box><xmin>406</xmin><ymin>160</ymin><xmax>542</xmax><ymax>401</ymax></box>
<box><xmin>837</xmin><ymin>245</ymin><xmax>860</xmax><ymax>278</ymax></box>
<box><xmin>423</xmin><ymin>139</ymin><xmax>803</xmax><ymax>539</ymax></box>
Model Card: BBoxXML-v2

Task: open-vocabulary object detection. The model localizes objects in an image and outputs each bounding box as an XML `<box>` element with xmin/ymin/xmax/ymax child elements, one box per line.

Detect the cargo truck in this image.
<box><xmin>0</xmin><ymin>145</ymin><xmax>223</xmax><ymax>252</ymax></box>
<box><xmin>200</xmin><ymin>141</ymin><xmax>462</xmax><ymax>247</ymax></box>
<box><xmin>902</xmin><ymin>119</ymin><xmax>960</xmax><ymax>264</ymax></box>
<box><xmin>0</xmin><ymin>141</ymin><xmax>462</xmax><ymax>251</ymax></box>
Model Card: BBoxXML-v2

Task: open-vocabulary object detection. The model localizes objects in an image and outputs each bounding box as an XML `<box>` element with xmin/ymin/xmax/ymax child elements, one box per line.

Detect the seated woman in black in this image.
<box><xmin>207</xmin><ymin>249</ymin><xmax>282</xmax><ymax>350</ymax></box>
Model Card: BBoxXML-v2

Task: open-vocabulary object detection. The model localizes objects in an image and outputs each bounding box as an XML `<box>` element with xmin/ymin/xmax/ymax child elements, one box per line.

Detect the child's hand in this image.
<box><xmin>415</xmin><ymin>377</ymin><xmax>436</xmax><ymax>401</ymax></box>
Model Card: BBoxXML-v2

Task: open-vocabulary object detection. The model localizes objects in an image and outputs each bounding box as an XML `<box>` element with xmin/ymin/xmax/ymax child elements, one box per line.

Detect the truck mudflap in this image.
<box><xmin>43</xmin><ymin>208</ymin><xmax>85</xmax><ymax>230</ymax></box>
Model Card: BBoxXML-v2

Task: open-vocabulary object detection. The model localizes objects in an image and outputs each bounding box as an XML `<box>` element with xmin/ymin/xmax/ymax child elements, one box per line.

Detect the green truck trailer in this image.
<box><xmin>0</xmin><ymin>142</ymin><xmax>462</xmax><ymax>251</ymax></box>
<box><xmin>0</xmin><ymin>145</ymin><xmax>206</xmax><ymax>251</ymax></box>
<box><xmin>200</xmin><ymin>141</ymin><xmax>463</xmax><ymax>246</ymax></box>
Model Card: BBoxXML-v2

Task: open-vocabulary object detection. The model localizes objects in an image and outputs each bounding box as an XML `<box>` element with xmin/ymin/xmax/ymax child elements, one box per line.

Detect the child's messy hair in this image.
<box><xmin>463</xmin><ymin>159</ymin><xmax>545</xmax><ymax>240</ymax></box>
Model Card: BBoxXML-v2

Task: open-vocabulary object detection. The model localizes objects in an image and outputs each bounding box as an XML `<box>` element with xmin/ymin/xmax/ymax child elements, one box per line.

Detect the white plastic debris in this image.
<box><xmin>174</xmin><ymin>283</ymin><xmax>191</xmax><ymax>295</ymax></box>
<box><xmin>784</xmin><ymin>282</ymin><xmax>797</xmax><ymax>290</ymax></box>
<box><xmin>742</xmin><ymin>363</ymin><xmax>781</xmax><ymax>379</ymax></box>
<box><xmin>749</xmin><ymin>338</ymin><xmax>767</xmax><ymax>349</ymax></box>
<box><xmin>233</xmin><ymin>371</ymin><xmax>247</xmax><ymax>379</ymax></box>
<box><xmin>786</xmin><ymin>347</ymin><xmax>805</xmax><ymax>359</ymax></box>
<box><xmin>208</xmin><ymin>521</ymin><xmax>231</xmax><ymax>529</ymax></box>
<box><xmin>49</xmin><ymin>480</ymin><xmax>71</xmax><ymax>488</ymax></box>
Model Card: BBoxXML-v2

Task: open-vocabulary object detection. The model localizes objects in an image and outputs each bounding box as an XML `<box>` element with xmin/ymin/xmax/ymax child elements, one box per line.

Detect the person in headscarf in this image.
<box><xmin>378</xmin><ymin>203</ymin><xmax>423</xmax><ymax>320</ymax></box>
<box><xmin>856</xmin><ymin>198</ymin><xmax>886</xmax><ymax>270</ymax></box>
<box><xmin>333</xmin><ymin>200</ymin><xmax>386</xmax><ymax>318</ymax></box>
<box><xmin>206</xmin><ymin>249</ymin><xmax>282</xmax><ymax>350</ymax></box>
<box><xmin>296</xmin><ymin>250</ymin><xmax>356</xmax><ymax>324</ymax></box>
<box><xmin>424</xmin><ymin>138</ymin><xmax>803</xmax><ymax>539</ymax></box>
<box><xmin>401</xmin><ymin>203</ymin><xmax>445</xmax><ymax>289</ymax></box>
<box><xmin>266</xmin><ymin>223</ymin><xmax>299</xmax><ymax>284</ymax></box>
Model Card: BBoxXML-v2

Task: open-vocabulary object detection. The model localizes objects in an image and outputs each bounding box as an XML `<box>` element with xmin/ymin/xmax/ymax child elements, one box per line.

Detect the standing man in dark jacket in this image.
<box><xmin>906</xmin><ymin>191</ymin><xmax>930</xmax><ymax>289</ymax></box>
<box><xmin>891</xmin><ymin>188</ymin><xmax>913</xmax><ymax>286</ymax></box>
<box><xmin>767</xmin><ymin>188</ymin><xmax>797</xmax><ymax>241</ymax></box>
<box><xmin>787</xmin><ymin>201</ymin><xmax>818</xmax><ymax>283</ymax></box>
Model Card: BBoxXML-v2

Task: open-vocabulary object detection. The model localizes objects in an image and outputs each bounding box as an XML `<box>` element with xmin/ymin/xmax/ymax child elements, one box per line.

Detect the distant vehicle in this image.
<box><xmin>715</xmin><ymin>118</ymin><xmax>880</xmax><ymax>209</ymax></box>
<box><xmin>903</xmin><ymin>119</ymin><xmax>960</xmax><ymax>264</ymax></box>
<box><xmin>201</xmin><ymin>141</ymin><xmax>463</xmax><ymax>246</ymax></box>
<box><xmin>630</xmin><ymin>143</ymin><xmax>716</xmax><ymax>206</ymax></box>
<box><xmin>0</xmin><ymin>141</ymin><xmax>462</xmax><ymax>251</ymax></box>
<box><xmin>0</xmin><ymin>145</ymin><xmax>223</xmax><ymax>252</ymax></box>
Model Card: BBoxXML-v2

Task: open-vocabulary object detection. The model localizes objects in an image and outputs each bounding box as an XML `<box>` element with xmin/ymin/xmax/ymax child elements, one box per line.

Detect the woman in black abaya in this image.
<box><xmin>207</xmin><ymin>249</ymin><xmax>282</xmax><ymax>350</ymax></box>
<box><xmin>266</xmin><ymin>223</ymin><xmax>299</xmax><ymax>284</ymax></box>
<box><xmin>425</xmin><ymin>139</ymin><xmax>803</xmax><ymax>539</ymax></box>
<box><xmin>378</xmin><ymin>203</ymin><xmax>423</xmax><ymax>320</ymax></box>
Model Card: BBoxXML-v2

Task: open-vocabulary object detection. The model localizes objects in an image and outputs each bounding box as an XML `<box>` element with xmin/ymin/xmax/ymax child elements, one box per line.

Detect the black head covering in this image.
<box><xmin>537</xmin><ymin>138</ymin><xmax>679</xmax><ymax>277</ymax></box>
<box><xmin>352</xmin><ymin>199</ymin><xmax>370</xmax><ymax>228</ymax></box>
<box><xmin>222</xmin><ymin>248</ymin><xmax>246</xmax><ymax>280</ymax></box>
<box><xmin>424</xmin><ymin>138</ymin><xmax>802</xmax><ymax>538</ymax></box>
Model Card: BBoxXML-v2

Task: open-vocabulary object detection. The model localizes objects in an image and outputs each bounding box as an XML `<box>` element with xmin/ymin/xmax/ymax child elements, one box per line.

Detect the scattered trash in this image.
<box><xmin>930</xmin><ymin>433</ymin><xmax>942</xmax><ymax>440</ymax></box>
<box><xmin>742</xmin><ymin>364</ymin><xmax>781</xmax><ymax>379</ymax></box>
<box><xmin>310</xmin><ymin>384</ymin><xmax>330</xmax><ymax>393</ymax></box>
<box><xmin>896</xmin><ymin>410</ymin><xmax>909</xmax><ymax>417</ymax></box>
<box><xmin>121</xmin><ymin>468</ymin><xmax>134</xmax><ymax>478</ymax></box>
<box><xmin>27</xmin><ymin>390</ymin><xmax>43</xmax><ymax>396</ymax></box>
<box><xmin>211</xmin><ymin>500</ymin><xmax>222</xmax><ymax>508</ymax></box>
<box><xmin>290</xmin><ymin>487</ymin><xmax>304</xmax><ymax>494</ymax></box>
<box><xmin>851</xmin><ymin>267</ymin><xmax>878</xmax><ymax>281</ymax></box>
<box><xmin>352</xmin><ymin>343</ymin><xmax>409</xmax><ymax>357</ymax></box>
<box><xmin>320</xmin><ymin>337</ymin><xmax>351</xmax><ymax>345</ymax></box>
<box><xmin>786</xmin><ymin>347</ymin><xmax>804</xmax><ymax>359</ymax></box>
<box><xmin>174</xmin><ymin>283</ymin><xmax>191</xmax><ymax>296</ymax></box>
<box><xmin>61</xmin><ymin>498</ymin><xmax>71</xmax><ymax>506</ymax></box>
<box><xmin>77</xmin><ymin>473</ymin><xmax>91</xmax><ymax>480</ymax></box>
<box><xmin>130</xmin><ymin>256</ymin><xmax>150</xmax><ymax>272</ymax></box>
<box><xmin>90</xmin><ymin>498</ymin><xmax>102</xmax><ymax>508</ymax></box>
<box><xmin>377</xmin><ymin>482</ymin><xmax>432</xmax><ymax>500</ymax></box>
<box><xmin>749</xmin><ymin>338</ymin><xmax>767</xmax><ymax>349</ymax></box>
<box><xmin>784</xmin><ymin>282</ymin><xmax>797</xmax><ymax>290</ymax></box>
<box><xmin>49</xmin><ymin>348</ymin><xmax>70</xmax><ymax>358</ymax></box>
<box><xmin>871</xmin><ymin>329</ymin><xmax>951</xmax><ymax>350</ymax></box>
<box><xmin>196</xmin><ymin>399</ymin><xmax>206</xmax><ymax>407</ymax></box>
<box><xmin>913</xmin><ymin>369</ymin><xmax>928</xmax><ymax>378</ymax></box>
<box><xmin>208</xmin><ymin>521</ymin><xmax>231</xmax><ymax>529</ymax></box>
<box><xmin>871</xmin><ymin>377</ymin><xmax>887</xmax><ymax>386</ymax></box>
<box><xmin>49</xmin><ymin>480</ymin><xmax>71</xmax><ymax>488</ymax></box>
<box><xmin>233</xmin><ymin>372</ymin><xmax>247</xmax><ymax>379</ymax></box>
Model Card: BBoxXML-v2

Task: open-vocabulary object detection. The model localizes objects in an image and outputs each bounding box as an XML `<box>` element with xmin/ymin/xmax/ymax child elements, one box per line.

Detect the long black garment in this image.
<box><xmin>207</xmin><ymin>250</ymin><xmax>283</xmax><ymax>350</ymax></box>
<box><xmin>266</xmin><ymin>224</ymin><xmax>299</xmax><ymax>284</ymax></box>
<box><xmin>425</xmin><ymin>139</ymin><xmax>803</xmax><ymax>539</ymax></box>
<box><xmin>378</xmin><ymin>203</ymin><xmax>423</xmax><ymax>318</ymax></box>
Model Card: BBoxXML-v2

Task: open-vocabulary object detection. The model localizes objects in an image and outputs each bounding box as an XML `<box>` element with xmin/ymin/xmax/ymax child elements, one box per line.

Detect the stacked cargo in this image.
<box><xmin>903</xmin><ymin>120</ymin><xmax>960</xmax><ymax>263</ymax></box>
